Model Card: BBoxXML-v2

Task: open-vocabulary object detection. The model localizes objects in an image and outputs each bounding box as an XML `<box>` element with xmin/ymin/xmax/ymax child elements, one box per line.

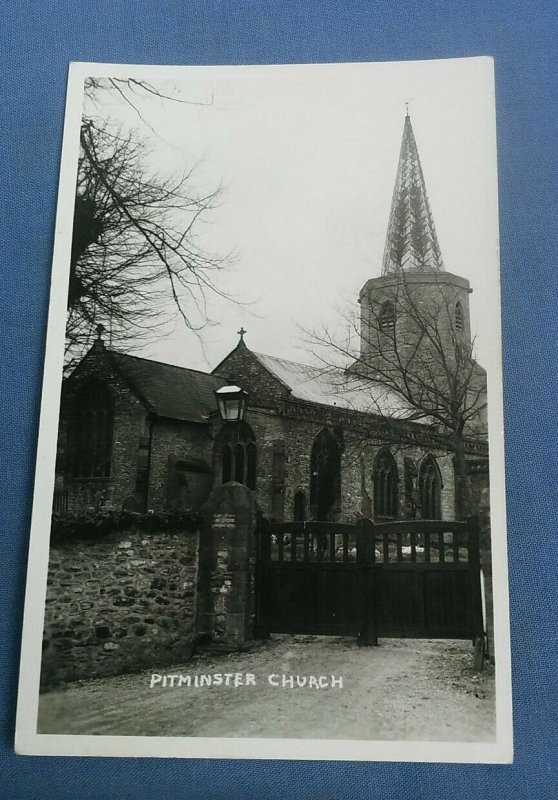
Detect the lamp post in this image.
<box><xmin>215</xmin><ymin>383</ymin><xmax>249</xmax><ymax>423</ymax></box>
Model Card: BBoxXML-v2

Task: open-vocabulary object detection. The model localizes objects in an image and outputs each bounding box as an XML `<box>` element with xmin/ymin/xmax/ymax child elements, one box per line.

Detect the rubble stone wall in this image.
<box><xmin>41</xmin><ymin>526</ymin><xmax>200</xmax><ymax>688</ymax></box>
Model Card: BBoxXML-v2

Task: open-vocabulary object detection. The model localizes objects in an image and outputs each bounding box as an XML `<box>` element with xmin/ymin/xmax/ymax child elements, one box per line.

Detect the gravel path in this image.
<box><xmin>38</xmin><ymin>636</ymin><xmax>495</xmax><ymax>741</ymax></box>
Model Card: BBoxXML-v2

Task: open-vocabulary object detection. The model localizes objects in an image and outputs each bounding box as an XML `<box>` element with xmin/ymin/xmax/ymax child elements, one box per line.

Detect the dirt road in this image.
<box><xmin>38</xmin><ymin>636</ymin><xmax>495</xmax><ymax>741</ymax></box>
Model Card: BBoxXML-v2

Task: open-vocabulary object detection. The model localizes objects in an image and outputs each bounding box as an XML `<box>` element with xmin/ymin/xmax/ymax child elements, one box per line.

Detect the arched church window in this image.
<box><xmin>220</xmin><ymin>422</ymin><xmax>257</xmax><ymax>490</ymax></box>
<box><xmin>71</xmin><ymin>381</ymin><xmax>114</xmax><ymax>478</ymax></box>
<box><xmin>310</xmin><ymin>428</ymin><xmax>342</xmax><ymax>521</ymax></box>
<box><xmin>419</xmin><ymin>455</ymin><xmax>442</xmax><ymax>519</ymax></box>
<box><xmin>455</xmin><ymin>301</ymin><xmax>464</xmax><ymax>331</ymax></box>
<box><xmin>373</xmin><ymin>449</ymin><xmax>399</xmax><ymax>518</ymax></box>
<box><xmin>379</xmin><ymin>301</ymin><xmax>396</xmax><ymax>331</ymax></box>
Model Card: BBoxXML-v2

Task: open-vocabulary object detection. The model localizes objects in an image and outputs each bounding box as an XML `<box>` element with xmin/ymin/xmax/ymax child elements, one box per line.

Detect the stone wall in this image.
<box><xmin>41</xmin><ymin>525</ymin><xmax>200</xmax><ymax>687</ymax></box>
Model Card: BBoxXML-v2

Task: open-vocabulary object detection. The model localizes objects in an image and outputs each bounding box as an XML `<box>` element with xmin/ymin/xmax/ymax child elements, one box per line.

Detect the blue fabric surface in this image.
<box><xmin>1</xmin><ymin>1</ymin><xmax>557</xmax><ymax>797</ymax></box>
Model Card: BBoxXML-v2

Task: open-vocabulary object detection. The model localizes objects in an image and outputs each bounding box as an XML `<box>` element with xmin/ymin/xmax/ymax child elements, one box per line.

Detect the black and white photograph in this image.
<box><xmin>15</xmin><ymin>58</ymin><xmax>512</xmax><ymax>762</ymax></box>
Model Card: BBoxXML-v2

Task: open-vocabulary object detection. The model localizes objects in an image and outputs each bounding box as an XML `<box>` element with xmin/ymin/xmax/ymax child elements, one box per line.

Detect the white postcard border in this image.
<box><xmin>15</xmin><ymin>58</ymin><xmax>513</xmax><ymax>763</ymax></box>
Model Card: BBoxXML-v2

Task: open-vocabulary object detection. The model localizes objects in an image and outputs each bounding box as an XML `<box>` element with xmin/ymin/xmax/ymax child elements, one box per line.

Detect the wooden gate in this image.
<box><xmin>255</xmin><ymin>521</ymin><xmax>361</xmax><ymax>637</ymax></box>
<box><xmin>255</xmin><ymin>517</ymin><xmax>484</xmax><ymax>648</ymax></box>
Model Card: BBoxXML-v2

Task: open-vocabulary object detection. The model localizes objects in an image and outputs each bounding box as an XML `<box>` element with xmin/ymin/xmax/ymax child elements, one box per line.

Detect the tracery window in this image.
<box><xmin>379</xmin><ymin>301</ymin><xmax>396</xmax><ymax>332</ymax></box>
<box><xmin>455</xmin><ymin>301</ymin><xmax>464</xmax><ymax>331</ymax></box>
<box><xmin>220</xmin><ymin>422</ymin><xmax>257</xmax><ymax>490</ymax></box>
<box><xmin>373</xmin><ymin>449</ymin><xmax>399</xmax><ymax>518</ymax></box>
<box><xmin>310</xmin><ymin>428</ymin><xmax>342</xmax><ymax>521</ymax></box>
<box><xmin>419</xmin><ymin>455</ymin><xmax>442</xmax><ymax>519</ymax></box>
<box><xmin>71</xmin><ymin>381</ymin><xmax>114</xmax><ymax>478</ymax></box>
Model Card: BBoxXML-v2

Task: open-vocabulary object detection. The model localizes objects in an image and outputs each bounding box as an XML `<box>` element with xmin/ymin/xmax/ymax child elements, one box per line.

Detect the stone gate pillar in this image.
<box><xmin>197</xmin><ymin>482</ymin><xmax>256</xmax><ymax>649</ymax></box>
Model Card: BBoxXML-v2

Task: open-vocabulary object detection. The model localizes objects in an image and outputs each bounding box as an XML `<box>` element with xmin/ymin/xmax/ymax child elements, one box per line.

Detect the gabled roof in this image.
<box><xmin>251</xmin><ymin>350</ymin><xmax>409</xmax><ymax>417</ymax></box>
<box><xmin>107</xmin><ymin>350</ymin><xmax>225</xmax><ymax>423</ymax></box>
<box><xmin>382</xmin><ymin>113</ymin><xmax>444</xmax><ymax>275</ymax></box>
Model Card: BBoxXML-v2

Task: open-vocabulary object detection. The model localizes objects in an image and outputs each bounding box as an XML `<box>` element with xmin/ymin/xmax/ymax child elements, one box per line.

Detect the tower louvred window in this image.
<box><xmin>380</xmin><ymin>301</ymin><xmax>396</xmax><ymax>331</ymax></box>
<box><xmin>455</xmin><ymin>301</ymin><xmax>464</xmax><ymax>330</ymax></box>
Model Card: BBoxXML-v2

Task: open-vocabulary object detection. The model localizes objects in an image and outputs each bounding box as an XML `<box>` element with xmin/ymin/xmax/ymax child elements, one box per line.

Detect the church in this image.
<box><xmin>54</xmin><ymin>113</ymin><xmax>489</xmax><ymax>524</ymax></box>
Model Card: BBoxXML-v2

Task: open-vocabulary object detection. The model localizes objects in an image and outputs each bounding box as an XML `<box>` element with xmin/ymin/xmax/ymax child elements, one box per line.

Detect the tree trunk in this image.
<box><xmin>452</xmin><ymin>433</ymin><xmax>473</xmax><ymax>519</ymax></box>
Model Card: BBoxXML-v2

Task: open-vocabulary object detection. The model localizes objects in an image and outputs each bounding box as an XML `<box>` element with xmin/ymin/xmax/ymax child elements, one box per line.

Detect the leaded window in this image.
<box><xmin>419</xmin><ymin>455</ymin><xmax>442</xmax><ymax>519</ymax></box>
<box><xmin>373</xmin><ymin>450</ymin><xmax>399</xmax><ymax>518</ymax></box>
<box><xmin>220</xmin><ymin>422</ymin><xmax>257</xmax><ymax>490</ymax></box>
<box><xmin>310</xmin><ymin>428</ymin><xmax>342</xmax><ymax>521</ymax></box>
<box><xmin>71</xmin><ymin>381</ymin><xmax>114</xmax><ymax>478</ymax></box>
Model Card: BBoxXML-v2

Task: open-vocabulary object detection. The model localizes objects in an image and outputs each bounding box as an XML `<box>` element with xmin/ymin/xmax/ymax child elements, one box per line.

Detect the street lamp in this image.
<box><xmin>215</xmin><ymin>383</ymin><xmax>249</xmax><ymax>423</ymax></box>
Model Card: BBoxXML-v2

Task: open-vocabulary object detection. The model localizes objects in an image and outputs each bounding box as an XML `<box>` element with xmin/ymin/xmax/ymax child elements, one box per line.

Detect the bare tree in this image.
<box><xmin>309</xmin><ymin>274</ymin><xmax>487</xmax><ymax>518</ymax></box>
<box><xmin>66</xmin><ymin>78</ymin><xmax>230</xmax><ymax>365</ymax></box>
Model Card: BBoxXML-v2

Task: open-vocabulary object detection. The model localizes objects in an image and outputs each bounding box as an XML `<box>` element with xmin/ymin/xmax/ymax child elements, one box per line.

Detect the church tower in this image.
<box><xmin>358</xmin><ymin>111</ymin><xmax>473</xmax><ymax>365</ymax></box>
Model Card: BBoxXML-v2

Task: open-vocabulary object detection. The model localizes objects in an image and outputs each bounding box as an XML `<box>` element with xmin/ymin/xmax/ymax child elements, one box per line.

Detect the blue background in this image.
<box><xmin>1</xmin><ymin>1</ymin><xmax>557</xmax><ymax>797</ymax></box>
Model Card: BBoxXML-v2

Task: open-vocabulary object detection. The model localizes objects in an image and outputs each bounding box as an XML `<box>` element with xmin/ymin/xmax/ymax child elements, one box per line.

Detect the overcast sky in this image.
<box><xmin>75</xmin><ymin>58</ymin><xmax>499</xmax><ymax>374</ymax></box>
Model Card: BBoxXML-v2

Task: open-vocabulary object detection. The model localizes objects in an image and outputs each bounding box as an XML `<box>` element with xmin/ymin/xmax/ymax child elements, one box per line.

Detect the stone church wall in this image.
<box><xmin>59</xmin><ymin>346</ymin><xmax>148</xmax><ymax>512</ymax></box>
<box><xmin>59</xmin><ymin>345</ymin><xmax>220</xmax><ymax>514</ymax></box>
<box><xmin>41</xmin><ymin>525</ymin><xmax>200</xmax><ymax>688</ymax></box>
<box><xmin>281</xmin><ymin>420</ymin><xmax>367</xmax><ymax>523</ymax></box>
<box><xmin>148</xmin><ymin>419</ymin><xmax>214</xmax><ymax>511</ymax></box>
<box><xmin>280</xmin><ymin>415</ymin><xmax>319</xmax><ymax>521</ymax></box>
<box><xmin>211</xmin><ymin>340</ymin><xmax>474</xmax><ymax>523</ymax></box>
<box><xmin>360</xmin><ymin>271</ymin><xmax>472</xmax><ymax>363</ymax></box>
<box><xmin>214</xmin><ymin>344</ymin><xmax>289</xmax><ymax>405</ymax></box>
<box><xmin>226</xmin><ymin>407</ymin><xmax>459</xmax><ymax>524</ymax></box>
<box><xmin>211</xmin><ymin>408</ymin><xmax>286</xmax><ymax>520</ymax></box>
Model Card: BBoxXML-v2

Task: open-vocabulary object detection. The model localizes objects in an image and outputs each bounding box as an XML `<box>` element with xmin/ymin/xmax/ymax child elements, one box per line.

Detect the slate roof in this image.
<box><xmin>103</xmin><ymin>344</ymin><xmax>409</xmax><ymax>424</ymax></box>
<box><xmin>251</xmin><ymin>351</ymin><xmax>409</xmax><ymax>417</ymax></box>
<box><xmin>108</xmin><ymin>351</ymin><xmax>225</xmax><ymax>423</ymax></box>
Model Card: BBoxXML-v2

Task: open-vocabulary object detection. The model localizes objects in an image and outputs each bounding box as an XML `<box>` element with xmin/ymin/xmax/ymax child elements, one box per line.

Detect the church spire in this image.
<box><xmin>381</xmin><ymin>112</ymin><xmax>444</xmax><ymax>275</ymax></box>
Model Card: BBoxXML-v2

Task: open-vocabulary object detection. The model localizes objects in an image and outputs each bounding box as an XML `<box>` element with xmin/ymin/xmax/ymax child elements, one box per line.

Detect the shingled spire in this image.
<box><xmin>381</xmin><ymin>112</ymin><xmax>444</xmax><ymax>275</ymax></box>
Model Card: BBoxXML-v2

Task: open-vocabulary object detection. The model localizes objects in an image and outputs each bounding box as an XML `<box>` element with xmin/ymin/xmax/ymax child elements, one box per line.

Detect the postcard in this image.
<box><xmin>15</xmin><ymin>57</ymin><xmax>512</xmax><ymax>762</ymax></box>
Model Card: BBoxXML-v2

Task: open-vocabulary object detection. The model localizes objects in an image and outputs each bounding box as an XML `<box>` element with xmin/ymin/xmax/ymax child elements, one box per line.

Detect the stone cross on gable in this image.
<box><xmin>237</xmin><ymin>327</ymin><xmax>247</xmax><ymax>342</ymax></box>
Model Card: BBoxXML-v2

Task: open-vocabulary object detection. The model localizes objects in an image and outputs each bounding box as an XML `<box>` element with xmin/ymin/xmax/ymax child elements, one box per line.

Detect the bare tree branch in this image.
<box><xmin>66</xmin><ymin>80</ymin><xmax>235</xmax><ymax>365</ymax></box>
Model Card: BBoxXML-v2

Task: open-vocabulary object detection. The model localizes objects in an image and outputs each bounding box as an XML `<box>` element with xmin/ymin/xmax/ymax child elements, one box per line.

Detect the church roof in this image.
<box><xmin>382</xmin><ymin>113</ymin><xmax>444</xmax><ymax>275</ymax></box>
<box><xmin>107</xmin><ymin>350</ymin><xmax>226</xmax><ymax>423</ymax></box>
<box><xmin>101</xmin><ymin>341</ymin><xmax>416</xmax><ymax>424</ymax></box>
<box><xmin>251</xmin><ymin>351</ymin><xmax>409</xmax><ymax>417</ymax></box>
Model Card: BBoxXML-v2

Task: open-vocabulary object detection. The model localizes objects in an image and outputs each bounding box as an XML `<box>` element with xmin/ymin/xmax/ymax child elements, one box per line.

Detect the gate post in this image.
<box><xmin>467</xmin><ymin>514</ymin><xmax>483</xmax><ymax>631</ymax></box>
<box><xmin>356</xmin><ymin>517</ymin><xmax>378</xmax><ymax>646</ymax></box>
<box><xmin>198</xmin><ymin>482</ymin><xmax>256</xmax><ymax>649</ymax></box>
<box><xmin>478</xmin><ymin>488</ymin><xmax>494</xmax><ymax>661</ymax></box>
